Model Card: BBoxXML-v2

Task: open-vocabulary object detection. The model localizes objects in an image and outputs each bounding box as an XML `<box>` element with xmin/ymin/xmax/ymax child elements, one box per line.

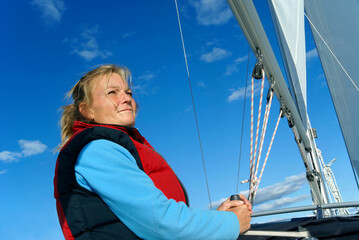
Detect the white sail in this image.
<box><xmin>305</xmin><ymin>0</ymin><xmax>359</xmax><ymax>179</ymax></box>
<box><xmin>268</xmin><ymin>0</ymin><xmax>307</xmax><ymax>128</ymax></box>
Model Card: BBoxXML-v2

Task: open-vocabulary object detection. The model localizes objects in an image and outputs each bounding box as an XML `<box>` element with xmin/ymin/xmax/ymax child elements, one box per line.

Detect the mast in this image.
<box><xmin>227</xmin><ymin>0</ymin><xmax>330</xmax><ymax>210</ymax></box>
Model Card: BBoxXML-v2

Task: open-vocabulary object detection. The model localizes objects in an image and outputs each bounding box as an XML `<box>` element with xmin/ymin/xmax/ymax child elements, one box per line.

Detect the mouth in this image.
<box><xmin>118</xmin><ymin>108</ymin><xmax>133</xmax><ymax>112</ymax></box>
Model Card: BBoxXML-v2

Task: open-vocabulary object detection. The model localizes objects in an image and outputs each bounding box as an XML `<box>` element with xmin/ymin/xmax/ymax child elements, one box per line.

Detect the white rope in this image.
<box><xmin>248</xmin><ymin>84</ymin><xmax>283</xmax><ymax>203</ymax></box>
<box><xmin>304</xmin><ymin>13</ymin><xmax>359</xmax><ymax>92</ymax></box>
<box><xmin>253</xmin><ymin>90</ymin><xmax>274</xmax><ymax>180</ymax></box>
<box><xmin>249</xmin><ymin>70</ymin><xmax>265</xmax><ymax>202</ymax></box>
<box><xmin>249</xmin><ymin>76</ymin><xmax>255</xmax><ymax>188</ymax></box>
<box><xmin>252</xmin><ymin>72</ymin><xmax>266</xmax><ymax>173</ymax></box>
<box><xmin>253</xmin><ymin>108</ymin><xmax>282</xmax><ymax>201</ymax></box>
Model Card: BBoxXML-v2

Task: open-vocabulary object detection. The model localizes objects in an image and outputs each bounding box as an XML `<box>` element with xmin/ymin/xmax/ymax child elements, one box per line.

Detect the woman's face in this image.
<box><xmin>86</xmin><ymin>73</ymin><xmax>136</xmax><ymax>127</ymax></box>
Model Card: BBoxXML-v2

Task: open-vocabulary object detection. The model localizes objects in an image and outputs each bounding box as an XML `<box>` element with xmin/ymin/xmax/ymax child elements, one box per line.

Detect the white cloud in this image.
<box><xmin>234</xmin><ymin>56</ymin><xmax>247</xmax><ymax>63</ymax></box>
<box><xmin>200</xmin><ymin>47</ymin><xmax>231</xmax><ymax>63</ymax></box>
<box><xmin>224</xmin><ymin>63</ymin><xmax>239</xmax><ymax>76</ymax></box>
<box><xmin>0</xmin><ymin>151</ymin><xmax>22</xmax><ymax>163</ymax></box>
<box><xmin>122</xmin><ymin>31</ymin><xmax>136</xmax><ymax>39</ymax></box>
<box><xmin>209</xmin><ymin>197</ymin><xmax>227</xmax><ymax>210</ymax></box>
<box><xmin>19</xmin><ymin>140</ymin><xmax>47</xmax><ymax>157</ymax></box>
<box><xmin>0</xmin><ymin>169</ymin><xmax>8</xmax><ymax>175</ymax></box>
<box><xmin>224</xmin><ymin>55</ymin><xmax>248</xmax><ymax>76</ymax></box>
<box><xmin>185</xmin><ymin>105</ymin><xmax>193</xmax><ymax>112</ymax></box>
<box><xmin>306</xmin><ymin>48</ymin><xmax>318</xmax><ymax>61</ymax></box>
<box><xmin>254</xmin><ymin>195</ymin><xmax>310</xmax><ymax>212</ymax></box>
<box><xmin>0</xmin><ymin>140</ymin><xmax>47</xmax><ymax>163</ymax></box>
<box><xmin>227</xmin><ymin>88</ymin><xmax>246</xmax><ymax>102</ymax></box>
<box><xmin>138</xmin><ymin>74</ymin><xmax>155</xmax><ymax>80</ymax></box>
<box><xmin>209</xmin><ymin>173</ymin><xmax>308</xmax><ymax>210</ymax></box>
<box><xmin>132</xmin><ymin>72</ymin><xmax>158</xmax><ymax>95</ymax></box>
<box><xmin>197</xmin><ymin>81</ymin><xmax>206</xmax><ymax>87</ymax></box>
<box><xmin>251</xmin><ymin>173</ymin><xmax>307</xmax><ymax>205</ymax></box>
<box><xmin>190</xmin><ymin>0</ymin><xmax>232</xmax><ymax>26</ymax></box>
<box><xmin>31</xmin><ymin>0</ymin><xmax>65</xmax><ymax>24</ymax></box>
<box><xmin>227</xmin><ymin>81</ymin><xmax>263</xmax><ymax>102</ymax></box>
<box><xmin>67</xmin><ymin>25</ymin><xmax>113</xmax><ymax>61</ymax></box>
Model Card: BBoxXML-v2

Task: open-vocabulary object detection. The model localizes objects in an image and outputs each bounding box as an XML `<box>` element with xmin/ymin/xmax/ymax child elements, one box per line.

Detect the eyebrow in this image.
<box><xmin>106</xmin><ymin>85</ymin><xmax>131</xmax><ymax>91</ymax></box>
<box><xmin>107</xmin><ymin>85</ymin><xmax>128</xmax><ymax>89</ymax></box>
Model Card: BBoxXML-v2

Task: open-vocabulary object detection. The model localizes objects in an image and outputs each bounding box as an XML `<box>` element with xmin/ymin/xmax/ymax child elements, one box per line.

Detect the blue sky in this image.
<box><xmin>1</xmin><ymin>0</ymin><xmax>358</xmax><ymax>239</ymax></box>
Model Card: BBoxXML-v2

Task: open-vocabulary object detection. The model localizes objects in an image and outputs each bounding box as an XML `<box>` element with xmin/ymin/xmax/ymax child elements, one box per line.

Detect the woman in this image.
<box><xmin>54</xmin><ymin>64</ymin><xmax>252</xmax><ymax>239</ymax></box>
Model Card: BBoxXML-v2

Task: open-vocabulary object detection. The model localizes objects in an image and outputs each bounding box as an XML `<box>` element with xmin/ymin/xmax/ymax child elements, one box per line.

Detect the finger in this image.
<box><xmin>228</xmin><ymin>200</ymin><xmax>244</xmax><ymax>208</ymax></box>
<box><xmin>239</xmin><ymin>195</ymin><xmax>252</xmax><ymax>210</ymax></box>
<box><xmin>217</xmin><ymin>199</ymin><xmax>232</xmax><ymax>211</ymax></box>
<box><xmin>239</xmin><ymin>194</ymin><xmax>250</xmax><ymax>204</ymax></box>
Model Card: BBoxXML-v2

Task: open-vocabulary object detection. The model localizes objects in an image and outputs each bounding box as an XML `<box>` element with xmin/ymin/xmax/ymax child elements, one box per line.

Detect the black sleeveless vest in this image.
<box><xmin>54</xmin><ymin>122</ymin><xmax>188</xmax><ymax>239</ymax></box>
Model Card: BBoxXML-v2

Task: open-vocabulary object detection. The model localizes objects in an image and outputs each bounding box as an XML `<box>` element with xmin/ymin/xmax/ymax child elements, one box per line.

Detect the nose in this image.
<box><xmin>120</xmin><ymin>92</ymin><xmax>132</xmax><ymax>104</ymax></box>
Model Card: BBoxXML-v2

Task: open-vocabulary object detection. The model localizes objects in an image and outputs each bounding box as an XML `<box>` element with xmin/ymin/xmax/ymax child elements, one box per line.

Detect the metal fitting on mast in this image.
<box><xmin>252</xmin><ymin>48</ymin><xmax>263</xmax><ymax>79</ymax></box>
<box><xmin>280</xmin><ymin>97</ymin><xmax>295</xmax><ymax>128</ymax></box>
<box><xmin>266</xmin><ymin>76</ymin><xmax>275</xmax><ymax>103</ymax></box>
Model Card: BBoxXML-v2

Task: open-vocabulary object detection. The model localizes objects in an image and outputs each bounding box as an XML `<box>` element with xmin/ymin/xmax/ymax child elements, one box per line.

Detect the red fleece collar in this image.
<box><xmin>72</xmin><ymin>121</ymin><xmax>147</xmax><ymax>144</ymax></box>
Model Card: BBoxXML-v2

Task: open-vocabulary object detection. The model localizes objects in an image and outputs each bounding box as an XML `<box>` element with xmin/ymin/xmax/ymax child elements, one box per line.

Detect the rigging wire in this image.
<box><xmin>235</xmin><ymin>46</ymin><xmax>251</xmax><ymax>194</ymax></box>
<box><xmin>304</xmin><ymin>13</ymin><xmax>359</xmax><ymax>92</ymax></box>
<box><xmin>174</xmin><ymin>0</ymin><xmax>212</xmax><ymax>209</ymax></box>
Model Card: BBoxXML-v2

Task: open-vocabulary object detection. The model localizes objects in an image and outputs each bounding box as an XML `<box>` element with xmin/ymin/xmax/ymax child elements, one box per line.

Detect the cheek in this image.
<box><xmin>93</xmin><ymin>98</ymin><xmax>114</xmax><ymax>115</ymax></box>
<box><xmin>132</xmin><ymin>101</ymin><xmax>137</xmax><ymax>113</ymax></box>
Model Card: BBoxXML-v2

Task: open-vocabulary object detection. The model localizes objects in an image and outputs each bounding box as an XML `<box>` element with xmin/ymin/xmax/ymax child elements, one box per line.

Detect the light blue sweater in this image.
<box><xmin>75</xmin><ymin>139</ymin><xmax>239</xmax><ymax>239</ymax></box>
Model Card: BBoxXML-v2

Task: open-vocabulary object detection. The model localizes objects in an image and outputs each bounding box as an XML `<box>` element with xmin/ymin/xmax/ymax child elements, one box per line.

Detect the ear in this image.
<box><xmin>79</xmin><ymin>102</ymin><xmax>94</xmax><ymax>120</ymax></box>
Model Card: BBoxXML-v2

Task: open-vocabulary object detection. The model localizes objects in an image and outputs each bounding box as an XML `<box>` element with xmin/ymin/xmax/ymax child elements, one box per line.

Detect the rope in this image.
<box><xmin>248</xmin><ymin>75</ymin><xmax>283</xmax><ymax>203</ymax></box>
<box><xmin>254</xmin><ymin>89</ymin><xmax>274</xmax><ymax>180</ymax></box>
<box><xmin>249</xmin><ymin>70</ymin><xmax>265</xmax><ymax>202</ymax></box>
<box><xmin>252</xmin><ymin>72</ymin><xmax>266</xmax><ymax>171</ymax></box>
<box><xmin>174</xmin><ymin>0</ymin><xmax>212</xmax><ymax>208</ymax></box>
<box><xmin>249</xmin><ymin>75</ymin><xmax>255</xmax><ymax>185</ymax></box>
<box><xmin>249</xmin><ymin>75</ymin><xmax>255</xmax><ymax>199</ymax></box>
<box><xmin>236</xmin><ymin>46</ymin><xmax>251</xmax><ymax>193</ymax></box>
<box><xmin>252</xmin><ymin>108</ymin><xmax>282</xmax><ymax>201</ymax></box>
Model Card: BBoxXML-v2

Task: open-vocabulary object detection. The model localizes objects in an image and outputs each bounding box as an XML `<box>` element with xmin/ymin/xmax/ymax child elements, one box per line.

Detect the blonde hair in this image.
<box><xmin>59</xmin><ymin>64</ymin><xmax>131</xmax><ymax>148</ymax></box>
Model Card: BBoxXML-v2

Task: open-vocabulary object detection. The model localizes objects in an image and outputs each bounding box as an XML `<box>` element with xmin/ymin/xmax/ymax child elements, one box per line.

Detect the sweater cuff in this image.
<box><xmin>227</xmin><ymin>211</ymin><xmax>240</xmax><ymax>239</ymax></box>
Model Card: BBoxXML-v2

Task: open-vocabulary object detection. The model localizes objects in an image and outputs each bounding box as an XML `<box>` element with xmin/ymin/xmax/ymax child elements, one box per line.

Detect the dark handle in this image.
<box><xmin>230</xmin><ymin>194</ymin><xmax>240</xmax><ymax>201</ymax></box>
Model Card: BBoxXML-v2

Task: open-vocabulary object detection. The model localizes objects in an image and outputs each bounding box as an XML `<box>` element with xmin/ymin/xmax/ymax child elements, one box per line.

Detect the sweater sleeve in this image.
<box><xmin>75</xmin><ymin>139</ymin><xmax>239</xmax><ymax>240</ymax></box>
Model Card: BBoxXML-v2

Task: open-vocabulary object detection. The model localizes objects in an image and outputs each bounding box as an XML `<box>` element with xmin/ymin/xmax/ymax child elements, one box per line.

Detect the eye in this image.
<box><xmin>107</xmin><ymin>90</ymin><xmax>116</xmax><ymax>95</ymax></box>
<box><xmin>126</xmin><ymin>90</ymin><xmax>133</xmax><ymax>96</ymax></box>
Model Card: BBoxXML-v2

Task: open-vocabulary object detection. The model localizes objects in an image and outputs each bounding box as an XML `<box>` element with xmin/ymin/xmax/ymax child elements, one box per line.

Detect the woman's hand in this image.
<box><xmin>217</xmin><ymin>195</ymin><xmax>252</xmax><ymax>213</ymax></box>
<box><xmin>230</xmin><ymin>204</ymin><xmax>252</xmax><ymax>233</ymax></box>
<box><xmin>237</xmin><ymin>194</ymin><xmax>252</xmax><ymax>213</ymax></box>
<box><xmin>217</xmin><ymin>198</ymin><xmax>244</xmax><ymax>211</ymax></box>
<box><xmin>217</xmin><ymin>195</ymin><xmax>253</xmax><ymax>234</ymax></box>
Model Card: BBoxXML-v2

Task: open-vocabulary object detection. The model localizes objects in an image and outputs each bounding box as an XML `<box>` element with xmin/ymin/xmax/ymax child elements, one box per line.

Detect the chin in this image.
<box><xmin>121</xmin><ymin>121</ymin><xmax>135</xmax><ymax>128</ymax></box>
